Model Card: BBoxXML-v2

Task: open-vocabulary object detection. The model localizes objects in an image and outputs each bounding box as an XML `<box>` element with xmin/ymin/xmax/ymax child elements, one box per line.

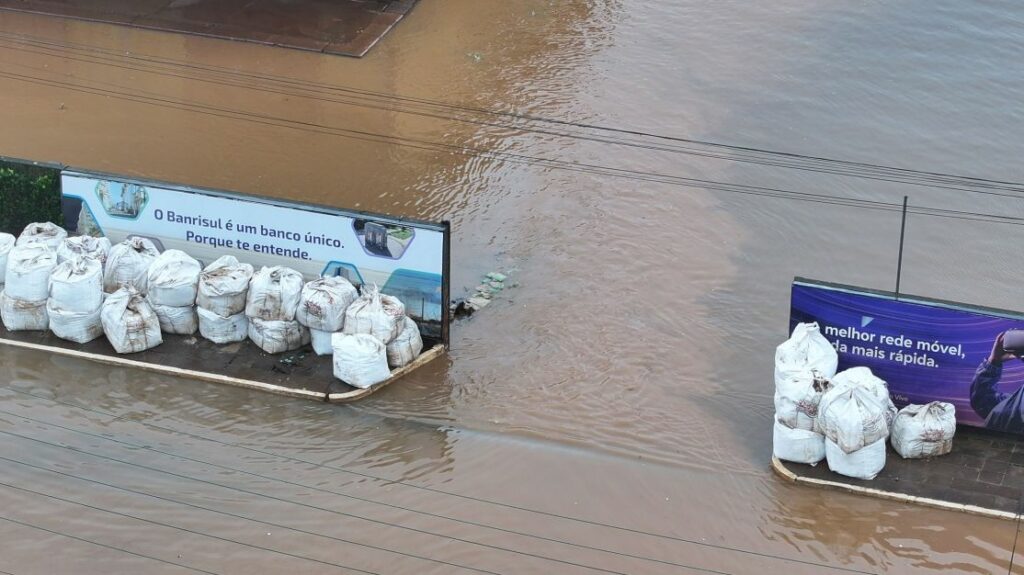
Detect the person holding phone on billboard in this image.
<box><xmin>970</xmin><ymin>331</ymin><xmax>1024</xmax><ymax>432</ymax></box>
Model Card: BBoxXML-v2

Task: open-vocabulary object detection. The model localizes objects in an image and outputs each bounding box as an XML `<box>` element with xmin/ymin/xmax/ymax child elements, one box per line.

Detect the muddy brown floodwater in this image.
<box><xmin>2</xmin><ymin>1</ymin><xmax>1024</xmax><ymax>574</ymax></box>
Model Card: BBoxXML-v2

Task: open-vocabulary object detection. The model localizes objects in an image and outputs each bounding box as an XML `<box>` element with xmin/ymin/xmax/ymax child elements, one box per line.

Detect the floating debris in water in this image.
<box><xmin>467</xmin><ymin>296</ymin><xmax>491</xmax><ymax>309</ymax></box>
<box><xmin>451</xmin><ymin>270</ymin><xmax>516</xmax><ymax>317</ymax></box>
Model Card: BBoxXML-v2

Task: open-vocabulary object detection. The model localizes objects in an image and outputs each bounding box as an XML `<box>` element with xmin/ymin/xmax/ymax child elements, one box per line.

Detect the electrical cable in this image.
<box><xmin>2</xmin><ymin>30</ymin><xmax>1024</xmax><ymax>199</ymax></box>
<box><xmin>0</xmin><ymin>35</ymin><xmax>1018</xmax><ymax>201</ymax></box>
<box><xmin>0</xmin><ymin>514</ymin><xmax>220</xmax><ymax>574</ymax></box>
<box><xmin>1</xmin><ymin>63</ymin><xmax>1023</xmax><ymax>228</ymax></box>
<box><xmin>0</xmin><ymin>405</ymin><xmax>812</xmax><ymax>575</ymax></box>
<box><xmin>0</xmin><ymin>388</ymin><xmax>882</xmax><ymax>575</ymax></box>
<box><xmin>0</xmin><ymin>480</ymin><xmax>383</xmax><ymax>575</ymax></box>
<box><xmin>0</xmin><ymin>426</ymin><xmax>677</xmax><ymax>575</ymax></box>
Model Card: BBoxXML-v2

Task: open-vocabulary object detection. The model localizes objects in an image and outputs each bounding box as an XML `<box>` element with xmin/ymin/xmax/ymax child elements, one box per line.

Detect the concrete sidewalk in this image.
<box><xmin>0</xmin><ymin>0</ymin><xmax>418</xmax><ymax>56</ymax></box>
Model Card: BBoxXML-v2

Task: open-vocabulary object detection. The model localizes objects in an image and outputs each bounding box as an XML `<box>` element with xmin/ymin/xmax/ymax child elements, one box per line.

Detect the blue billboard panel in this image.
<box><xmin>790</xmin><ymin>279</ymin><xmax>1024</xmax><ymax>433</ymax></box>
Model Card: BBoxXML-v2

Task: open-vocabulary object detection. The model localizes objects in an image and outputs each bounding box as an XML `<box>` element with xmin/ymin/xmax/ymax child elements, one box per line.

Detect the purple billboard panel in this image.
<box><xmin>790</xmin><ymin>279</ymin><xmax>1024</xmax><ymax>433</ymax></box>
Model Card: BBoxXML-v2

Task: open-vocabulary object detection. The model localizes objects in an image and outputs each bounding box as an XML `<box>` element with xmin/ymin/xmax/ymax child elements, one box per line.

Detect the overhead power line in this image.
<box><xmin>0</xmin><ymin>426</ymin><xmax>717</xmax><ymax>575</ymax></box>
<box><xmin>0</xmin><ymin>60</ymin><xmax>1021</xmax><ymax>228</ymax></box>
<box><xmin>1</xmin><ymin>387</ymin><xmax>882</xmax><ymax>575</ymax></box>
<box><xmin>0</xmin><ymin>514</ymin><xmax>219</xmax><ymax>574</ymax></box>
<box><xmin>1</xmin><ymin>30</ymin><xmax>1023</xmax><ymax>200</ymax></box>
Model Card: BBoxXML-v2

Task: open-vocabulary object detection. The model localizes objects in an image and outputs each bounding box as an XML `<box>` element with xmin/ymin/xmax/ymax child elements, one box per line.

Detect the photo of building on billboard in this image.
<box><xmin>353</xmin><ymin>218</ymin><xmax>415</xmax><ymax>259</ymax></box>
<box><xmin>96</xmin><ymin>181</ymin><xmax>148</xmax><ymax>218</ymax></box>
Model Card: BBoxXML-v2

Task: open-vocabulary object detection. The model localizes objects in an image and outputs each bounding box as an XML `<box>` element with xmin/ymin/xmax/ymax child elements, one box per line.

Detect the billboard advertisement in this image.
<box><xmin>790</xmin><ymin>279</ymin><xmax>1024</xmax><ymax>433</ymax></box>
<box><xmin>60</xmin><ymin>171</ymin><xmax>449</xmax><ymax>338</ymax></box>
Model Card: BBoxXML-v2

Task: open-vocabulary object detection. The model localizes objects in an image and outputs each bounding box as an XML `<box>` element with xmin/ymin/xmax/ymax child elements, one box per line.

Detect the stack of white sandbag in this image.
<box><xmin>332</xmin><ymin>332</ymin><xmax>391</xmax><ymax>388</ymax></box>
<box><xmin>295</xmin><ymin>276</ymin><xmax>358</xmax><ymax>355</ymax></box>
<box><xmin>0</xmin><ymin>233</ymin><xmax>14</xmax><ymax>288</ymax></box>
<box><xmin>772</xmin><ymin>322</ymin><xmax>838</xmax><ymax>465</ymax></box>
<box><xmin>387</xmin><ymin>317</ymin><xmax>423</xmax><ymax>368</ymax></box>
<box><xmin>331</xmin><ymin>285</ymin><xmax>413</xmax><ymax>387</ymax></box>
<box><xmin>101</xmin><ymin>286</ymin><xmax>162</xmax><ymax>353</ymax></box>
<box><xmin>2</xmin><ymin>242</ymin><xmax>56</xmax><ymax>331</ymax></box>
<box><xmin>891</xmin><ymin>402</ymin><xmax>956</xmax><ymax>459</ymax></box>
<box><xmin>196</xmin><ymin>256</ymin><xmax>253</xmax><ymax>344</ymax></box>
<box><xmin>17</xmin><ymin>222</ymin><xmax>67</xmax><ymax>250</ymax></box>
<box><xmin>817</xmin><ymin>368</ymin><xmax>894</xmax><ymax>480</ymax></box>
<box><xmin>245</xmin><ymin>266</ymin><xmax>307</xmax><ymax>353</ymax></box>
<box><xmin>104</xmin><ymin>237</ymin><xmax>159</xmax><ymax>293</ymax></box>
<box><xmin>57</xmin><ymin>235</ymin><xmax>111</xmax><ymax>265</ymax></box>
<box><xmin>146</xmin><ymin>250</ymin><xmax>200</xmax><ymax>335</ymax></box>
<box><xmin>342</xmin><ymin>284</ymin><xmax>406</xmax><ymax>344</ymax></box>
<box><xmin>47</xmin><ymin>256</ymin><xmax>105</xmax><ymax>343</ymax></box>
<box><xmin>831</xmin><ymin>367</ymin><xmax>898</xmax><ymax>429</ymax></box>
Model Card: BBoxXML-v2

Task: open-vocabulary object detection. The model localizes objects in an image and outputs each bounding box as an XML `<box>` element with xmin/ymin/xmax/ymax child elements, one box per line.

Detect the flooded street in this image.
<box><xmin>2</xmin><ymin>1</ymin><xmax>1024</xmax><ymax>573</ymax></box>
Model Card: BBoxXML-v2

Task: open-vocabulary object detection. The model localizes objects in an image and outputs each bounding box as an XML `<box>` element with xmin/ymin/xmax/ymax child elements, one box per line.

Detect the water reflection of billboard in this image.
<box><xmin>353</xmin><ymin>218</ymin><xmax>415</xmax><ymax>259</ymax></box>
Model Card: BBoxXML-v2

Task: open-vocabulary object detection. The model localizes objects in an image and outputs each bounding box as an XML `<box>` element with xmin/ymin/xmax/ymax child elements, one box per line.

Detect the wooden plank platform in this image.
<box><xmin>0</xmin><ymin>322</ymin><xmax>443</xmax><ymax>402</ymax></box>
<box><xmin>0</xmin><ymin>0</ymin><xmax>420</xmax><ymax>57</ymax></box>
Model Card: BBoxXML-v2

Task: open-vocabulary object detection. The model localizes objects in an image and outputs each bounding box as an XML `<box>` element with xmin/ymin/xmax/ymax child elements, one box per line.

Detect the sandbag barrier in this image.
<box><xmin>0</xmin><ymin>223</ymin><xmax>429</xmax><ymax>393</ymax></box>
<box><xmin>773</xmin><ymin>323</ymin><xmax>957</xmax><ymax>482</ymax></box>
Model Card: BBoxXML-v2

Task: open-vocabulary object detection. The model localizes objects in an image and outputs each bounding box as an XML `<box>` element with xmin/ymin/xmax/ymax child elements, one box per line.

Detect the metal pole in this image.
<box><xmin>895</xmin><ymin>196</ymin><xmax>909</xmax><ymax>300</ymax></box>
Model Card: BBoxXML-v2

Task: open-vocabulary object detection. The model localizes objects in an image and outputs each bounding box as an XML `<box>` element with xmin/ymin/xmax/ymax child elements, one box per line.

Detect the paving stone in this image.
<box><xmin>780</xmin><ymin>427</ymin><xmax>1024</xmax><ymax>515</ymax></box>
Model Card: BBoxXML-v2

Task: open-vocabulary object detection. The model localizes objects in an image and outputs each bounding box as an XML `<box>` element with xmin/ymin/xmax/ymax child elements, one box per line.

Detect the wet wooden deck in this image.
<box><xmin>0</xmin><ymin>323</ymin><xmax>442</xmax><ymax>402</ymax></box>
<box><xmin>0</xmin><ymin>0</ymin><xmax>419</xmax><ymax>57</ymax></box>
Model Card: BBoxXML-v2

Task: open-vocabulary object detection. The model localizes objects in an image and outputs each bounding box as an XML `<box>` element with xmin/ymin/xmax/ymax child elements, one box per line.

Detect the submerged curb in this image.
<box><xmin>770</xmin><ymin>456</ymin><xmax>1019</xmax><ymax>522</ymax></box>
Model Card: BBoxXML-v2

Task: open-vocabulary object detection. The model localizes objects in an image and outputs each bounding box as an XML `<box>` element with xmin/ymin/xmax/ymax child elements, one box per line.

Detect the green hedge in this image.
<box><xmin>0</xmin><ymin>160</ymin><xmax>63</xmax><ymax>234</ymax></box>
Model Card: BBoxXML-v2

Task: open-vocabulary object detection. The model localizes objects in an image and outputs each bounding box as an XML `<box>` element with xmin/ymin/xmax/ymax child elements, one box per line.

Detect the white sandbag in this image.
<box><xmin>47</xmin><ymin>298</ymin><xmax>104</xmax><ymax>343</ymax></box>
<box><xmin>310</xmin><ymin>329</ymin><xmax>335</xmax><ymax>356</ymax></box>
<box><xmin>831</xmin><ymin>367</ymin><xmax>898</xmax><ymax>429</ymax></box>
<box><xmin>817</xmin><ymin>383</ymin><xmax>890</xmax><ymax>454</ymax></box>
<box><xmin>146</xmin><ymin>249</ymin><xmax>201</xmax><ymax>307</ymax></box>
<box><xmin>150</xmin><ymin>302</ymin><xmax>198</xmax><ymax>335</ymax></box>
<box><xmin>774</xmin><ymin>322</ymin><xmax>838</xmax><ymax>386</ymax></box>
<box><xmin>56</xmin><ymin>235</ymin><xmax>111</xmax><ymax>265</ymax></box>
<box><xmin>197</xmin><ymin>306</ymin><xmax>248</xmax><ymax>344</ymax></box>
<box><xmin>0</xmin><ymin>233</ymin><xmax>14</xmax><ymax>284</ymax></box>
<box><xmin>100</xmin><ymin>287</ymin><xmax>162</xmax><ymax>353</ymax></box>
<box><xmin>5</xmin><ymin>243</ymin><xmax>57</xmax><ymax>301</ymax></box>
<box><xmin>773</xmin><ymin>419</ymin><xmax>825</xmax><ymax>465</ymax></box>
<box><xmin>891</xmin><ymin>402</ymin><xmax>956</xmax><ymax>459</ymax></box>
<box><xmin>17</xmin><ymin>222</ymin><xmax>67</xmax><ymax>250</ymax></box>
<box><xmin>774</xmin><ymin>369</ymin><xmax>831</xmax><ymax>432</ymax></box>
<box><xmin>197</xmin><ymin>256</ymin><xmax>254</xmax><ymax>317</ymax></box>
<box><xmin>296</xmin><ymin>277</ymin><xmax>358</xmax><ymax>332</ymax></box>
<box><xmin>386</xmin><ymin>316</ymin><xmax>423</xmax><ymax>368</ymax></box>
<box><xmin>104</xmin><ymin>237</ymin><xmax>159</xmax><ymax>293</ymax></box>
<box><xmin>248</xmin><ymin>316</ymin><xmax>308</xmax><ymax>354</ymax></box>
<box><xmin>825</xmin><ymin>437</ymin><xmax>886</xmax><ymax>480</ymax></box>
<box><xmin>49</xmin><ymin>256</ymin><xmax>103</xmax><ymax>313</ymax></box>
<box><xmin>245</xmin><ymin>266</ymin><xmax>303</xmax><ymax>321</ymax></box>
<box><xmin>342</xmin><ymin>285</ymin><xmax>405</xmax><ymax>344</ymax></box>
<box><xmin>332</xmin><ymin>333</ymin><xmax>391</xmax><ymax>389</ymax></box>
<box><xmin>0</xmin><ymin>291</ymin><xmax>48</xmax><ymax>331</ymax></box>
